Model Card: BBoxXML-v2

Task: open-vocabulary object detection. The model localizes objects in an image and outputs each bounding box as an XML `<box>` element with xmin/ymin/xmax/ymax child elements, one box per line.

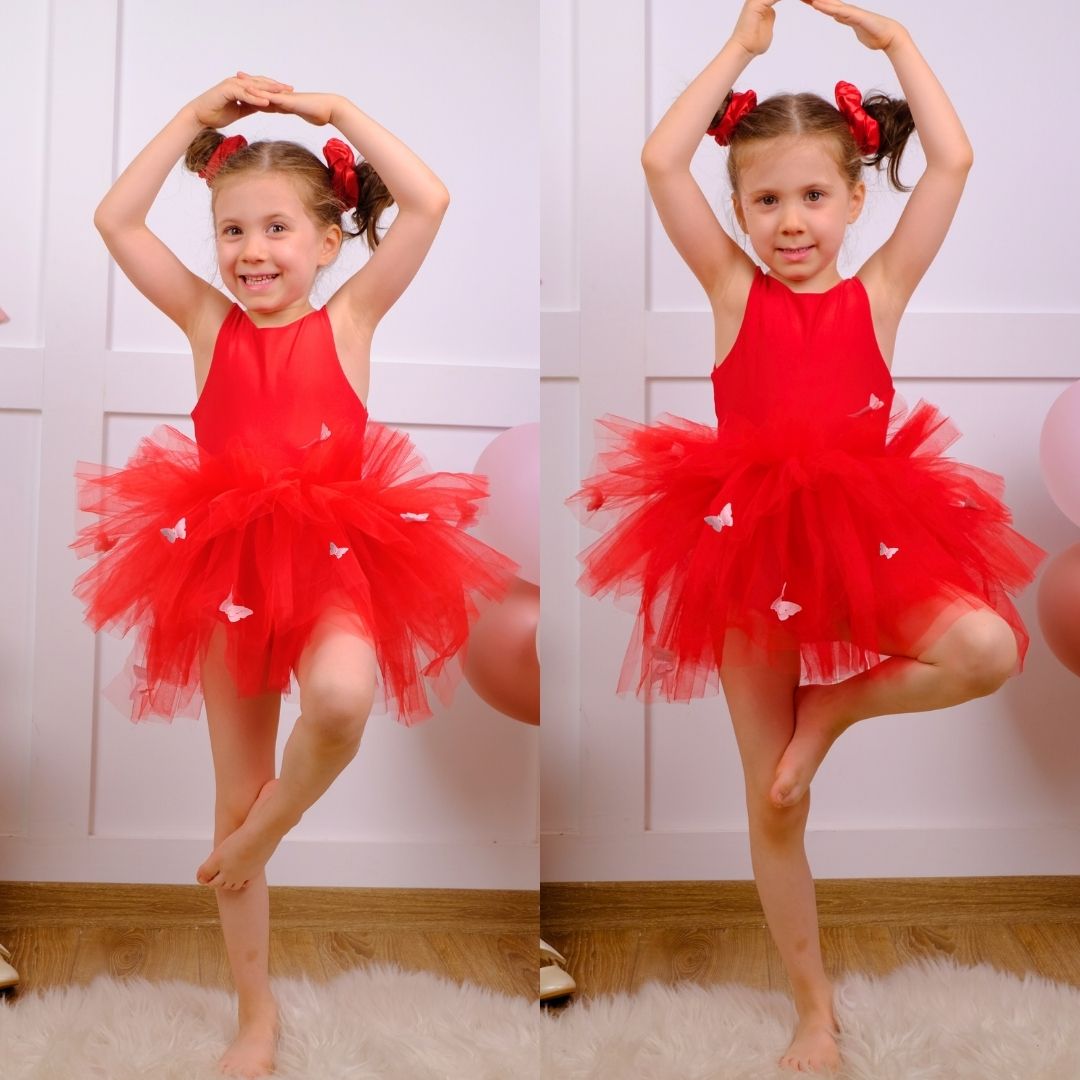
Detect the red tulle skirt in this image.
<box><xmin>72</xmin><ymin>422</ymin><xmax>515</xmax><ymax>724</ymax></box>
<box><xmin>570</xmin><ymin>400</ymin><xmax>1046</xmax><ymax>700</ymax></box>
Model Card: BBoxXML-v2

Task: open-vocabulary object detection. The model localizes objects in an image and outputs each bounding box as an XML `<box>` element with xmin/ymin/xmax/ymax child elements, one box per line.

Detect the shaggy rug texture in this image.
<box><xmin>542</xmin><ymin>961</ymin><xmax>1080</xmax><ymax>1079</ymax></box>
<box><xmin>0</xmin><ymin>965</ymin><xmax>539</xmax><ymax>1079</ymax></box>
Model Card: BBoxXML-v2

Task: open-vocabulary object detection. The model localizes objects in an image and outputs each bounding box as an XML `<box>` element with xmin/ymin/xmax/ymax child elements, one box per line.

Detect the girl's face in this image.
<box><xmin>731</xmin><ymin>136</ymin><xmax>865</xmax><ymax>292</ymax></box>
<box><xmin>213</xmin><ymin>173</ymin><xmax>341</xmax><ymax>325</ymax></box>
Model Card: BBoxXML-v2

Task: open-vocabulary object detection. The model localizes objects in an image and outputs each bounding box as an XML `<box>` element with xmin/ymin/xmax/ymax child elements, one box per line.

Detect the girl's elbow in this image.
<box><xmin>93</xmin><ymin>205</ymin><xmax>120</xmax><ymax>238</ymax></box>
<box><xmin>950</xmin><ymin>138</ymin><xmax>975</xmax><ymax>173</ymax></box>
<box><xmin>641</xmin><ymin>143</ymin><xmax>664</xmax><ymax>174</ymax></box>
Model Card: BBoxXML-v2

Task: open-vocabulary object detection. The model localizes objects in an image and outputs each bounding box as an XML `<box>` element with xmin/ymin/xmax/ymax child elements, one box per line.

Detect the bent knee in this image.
<box><xmin>941</xmin><ymin>611</ymin><xmax>1018</xmax><ymax>696</ymax></box>
<box><xmin>300</xmin><ymin>676</ymin><xmax>373</xmax><ymax>745</ymax></box>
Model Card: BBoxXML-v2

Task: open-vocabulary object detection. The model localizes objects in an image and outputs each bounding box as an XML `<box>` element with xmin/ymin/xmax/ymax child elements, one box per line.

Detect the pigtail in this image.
<box><xmin>861</xmin><ymin>93</ymin><xmax>915</xmax><ymax>192</ymax></box>
<box><xmin>183</xmin><ymin>128</ymin><xmax>226</xmax><ymax>176</ymax></box>
<box><xmin>352</xmin><ymin>162</ymin><xmax>395</xmax><ymax>252</ymax></box>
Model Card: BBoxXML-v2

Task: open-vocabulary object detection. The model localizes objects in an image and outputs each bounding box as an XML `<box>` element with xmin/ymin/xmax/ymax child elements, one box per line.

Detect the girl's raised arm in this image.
<box><xmin>94</xmin><ymin>74</ymin><xmax>292</xmax><ymax>337</ymax></box>
<box><xmin>808</xmin><ymin>1</ymin><xmax>974</xmax><ymax>313</ymax></box>
<box><xmin>641</xmin><ymin>0</ymin><xmax>780</xmax><ymax>301</ymax></box>
<box><xmin>257</xmin><ymin>84</ymin><xmax>449</xmax><ymax>334</ymax></box>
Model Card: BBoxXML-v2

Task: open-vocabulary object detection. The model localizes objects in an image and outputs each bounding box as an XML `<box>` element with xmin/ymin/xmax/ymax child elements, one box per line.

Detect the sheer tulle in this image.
<box><xmin>73</xmin><ymin>421</ymin><xmax>515</xmax><ymax>724</ymax></box>
<box><xmin>570</xmin><ymin>397</ymin><xmax>1045</xmax><ymax>700</ymax></box>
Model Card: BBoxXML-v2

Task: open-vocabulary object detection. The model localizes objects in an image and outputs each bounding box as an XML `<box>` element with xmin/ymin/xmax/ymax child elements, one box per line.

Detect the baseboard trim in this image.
<box><xmin>0</xmin><ymin>882</ymin><xmax>538</xmax><ymax>933</ymax></box>
<box><xmin>540</xmin><ymin>877</ymin><xmax>1080</xmax><ymax>933</ymax></box>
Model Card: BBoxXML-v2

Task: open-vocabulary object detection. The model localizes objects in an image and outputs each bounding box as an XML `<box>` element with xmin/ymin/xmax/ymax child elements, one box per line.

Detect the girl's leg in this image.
<box><xmin>720</xmin><ymin>630</ymin><xmax>839</xmax><ymax>1073</ymax></box>
<box><xmin>772</xmin><ymin>601</ymin><xmax>1019</xmax><ymax>807</ymax></box>
<box><xmin>200</xmin><ymin>625</ymin><xmax>282</xmax><ymax>1078</ymax></box>
<box><xmin>197</xmin><ymin>607</ymin><xmax>377</xmax><ymax>890</ymax></box>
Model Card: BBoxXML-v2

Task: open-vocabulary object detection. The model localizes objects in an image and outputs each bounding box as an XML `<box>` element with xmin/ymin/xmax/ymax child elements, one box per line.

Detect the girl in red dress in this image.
<box><xmin>73</xmin><ymin>73</ymin><xmax>512</xmax><ymax>1078</ymax></box>
<box><xmin>572</xmin><ymin>2</ymin><xmax>1043</xmax><ymax>1072</ymax></box>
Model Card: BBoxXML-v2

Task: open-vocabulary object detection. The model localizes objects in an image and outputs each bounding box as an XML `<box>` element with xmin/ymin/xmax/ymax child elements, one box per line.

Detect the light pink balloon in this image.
<box><xmin>472</xmin><ymin>423</ymin><xmax>539</xmax><ymax>584</ymax></box>
<box><xmin>1039</xmin><ymin>381</ymin><xmax>1080</xmax><ymax>527</ymax></box>
<box><xmin>463</xmin><ymin>579</ymin><xmax>539</xmax><ymax>725</ymax></box>
<box><xmin>1037</xmin><ymin>542</ymin><xmax>1080</xmax><ymax>679</ymax></box>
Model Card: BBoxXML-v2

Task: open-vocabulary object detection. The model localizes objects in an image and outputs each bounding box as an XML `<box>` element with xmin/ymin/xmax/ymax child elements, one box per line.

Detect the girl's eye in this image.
<box><xmin>806</xmin><ymin>191</ymin><xmax>824</xmax><ymax>203</ymax></box>
<box><xmin>222</xmin><ymin>226</ymin><xmax>241</xmax><ymax>237</ymax></box>
<box><xmin>269</xmin><ymin>223</ymin><xmax>286</xmax><ymax>234</ymax></box>
<box><xmin>759</xmin><ymin>195</ymin><xmax>777</xmax><ymax>206</ymax></box>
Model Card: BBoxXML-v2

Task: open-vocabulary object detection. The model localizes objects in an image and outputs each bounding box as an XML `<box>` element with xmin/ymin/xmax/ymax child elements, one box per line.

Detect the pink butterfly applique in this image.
<box><xmin>770</xmin><ymin>582</ymin><xmax>802</xmax><ymax>622</ymax></box>
<box><xmin>218</xmin><ymin>592</ymin><xmax>253</xmax><ymax>622</ymax></box>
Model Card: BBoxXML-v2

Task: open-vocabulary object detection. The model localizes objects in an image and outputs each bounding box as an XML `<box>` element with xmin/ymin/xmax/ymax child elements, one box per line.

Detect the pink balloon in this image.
<box><xmin>1039</xmin><ymin>381</ymin><xmax>1080</xmax><ymax>527</ymax></box>
<box><xmin>472</xmin><ymin>423</ymin><xmax>539</xmax><ymax>584</ymax></box>
<box><xmin>1037</xmin><ymin>541</ymin><xmax>1080</xmax><ymax>679</ymax></box>
<box><xmin>463</xmin><ymin>579</ymin><xmax>540</xmax><ymax>725</ymax></box>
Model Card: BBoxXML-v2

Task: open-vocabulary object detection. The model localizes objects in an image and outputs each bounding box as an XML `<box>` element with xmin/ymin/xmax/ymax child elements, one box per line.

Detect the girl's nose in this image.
<box><xmin>779</xmin><ymin>207</ymin><xmax>804</xmax><ymax>234</ymax></box>
<box><xmin>239</xmin><ymin>235</ymin><xmax>267</xmax><ymax>262</ymax></box>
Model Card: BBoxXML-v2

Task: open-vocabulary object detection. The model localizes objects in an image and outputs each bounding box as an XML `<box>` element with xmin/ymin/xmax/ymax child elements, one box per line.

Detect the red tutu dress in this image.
<box><xmin>72</xmin><ymin>304</ymin><xmax>515</xmax><ymax>724</ymax></box>
<box><xmin>571</xmin><ymin>269</ymin><xmax>1046</xmax><ymax>700</ymax></box>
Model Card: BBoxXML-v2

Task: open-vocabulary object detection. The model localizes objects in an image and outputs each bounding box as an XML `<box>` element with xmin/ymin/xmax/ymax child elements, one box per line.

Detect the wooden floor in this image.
<box><xmin>542</xmin><ymin>922</ymin><xmax>1080</xmax><ymax>1001</ymax></box>
<box><xmin>541</xmin><ymin>878</ymin><xmax>1080</xmax><ymax>1002</ymax></box>
<box><xmin>0</xmin><ymin>882</ymin><xmax>538</xmax><ymax>1001</ymax></box>
<box><xmin>0</xmin><ymin>924</ymin><xmax>535</xmax><ymax>1000</ymax></box>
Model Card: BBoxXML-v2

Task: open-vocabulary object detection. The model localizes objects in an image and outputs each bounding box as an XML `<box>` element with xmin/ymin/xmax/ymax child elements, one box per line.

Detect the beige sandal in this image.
<box><xmin>0</xmin><ymin>943</ymin><xmax>19</xmax><ymax>989</ymax></box>
<box><xmin>540</xmin><ymin>939</ymin><xmax>575</xmax><ymax>1002</ymax></box>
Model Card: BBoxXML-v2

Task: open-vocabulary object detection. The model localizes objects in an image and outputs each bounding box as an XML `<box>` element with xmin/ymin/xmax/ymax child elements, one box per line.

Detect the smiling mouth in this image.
<box><xmin>778</xmin><ymin>246</ymin><xmax>813</xmax><ymax>255</ymax></box>
<box><xmin>240</xmin><ymin>274</ymin><xmax>279</xmax><ymax>286</ymax></box>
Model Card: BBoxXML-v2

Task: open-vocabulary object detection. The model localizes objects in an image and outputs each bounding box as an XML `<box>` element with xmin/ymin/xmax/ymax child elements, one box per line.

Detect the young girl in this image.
<box><xmin>572</xmin><ymin>1</ymin><xmax>1044</xmax><ymax>1073</ymax></box>
<box><xmin>73</xmin><ymin>73</ymin><xmax>513</xmax><ymax>1078</ymax></box>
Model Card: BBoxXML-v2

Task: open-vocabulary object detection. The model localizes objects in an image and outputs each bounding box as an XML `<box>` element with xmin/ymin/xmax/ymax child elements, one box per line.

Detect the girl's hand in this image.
<box><xmin>188</xmin><ymin>74</ymin><xmax>293</xmax><ymax>129</ymax></box>
<box><xmin>730</xmin><ymin>0</ymin><xmax>783</xmax><ymax>58</ymax></box>
<box><xmin>802</xmin><ymin>0</ymin><xmax>904</xmax><ymax>51</ymax></box>
<box><xmin>250</xmin><ymin>83</ymin><xmax>339</xmax><ymax>127</ymax></box>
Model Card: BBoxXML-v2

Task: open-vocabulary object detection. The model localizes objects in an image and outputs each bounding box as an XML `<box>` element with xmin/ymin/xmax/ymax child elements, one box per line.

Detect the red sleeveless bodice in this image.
<box><xmin>192</xmin><ymin>305</ymin><xmax>368</xmax><ymax>454</ymax></box>
<box><xmin>711</xmin><ymin>269</ymin><xmax>894</xmax><ymax>446</ymax></box>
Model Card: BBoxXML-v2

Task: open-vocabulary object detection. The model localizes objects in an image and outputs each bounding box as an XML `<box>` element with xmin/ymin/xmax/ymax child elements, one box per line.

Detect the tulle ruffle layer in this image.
<box><xmin>570</xmin><ymin>400</ymin><xmax>1045</xmax><ymax>700</ymax></box>
<box><xmin>73</xmin><ymin>422</ymin><xmax>515</xmax><ymax>723</ymax></box>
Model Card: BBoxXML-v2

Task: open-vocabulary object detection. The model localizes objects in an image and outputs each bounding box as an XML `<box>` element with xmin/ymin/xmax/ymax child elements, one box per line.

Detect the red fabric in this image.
<box><xmin>834</xmin><ymin>81</ymin><xmax>880</xmax><ymax>156</ymax></box>
<box><xmin>570</xmin><ymin>270</ymin><xmax>1045</xmax><ymax>700</ymax></box>
<box><xmin>707</xmin><ymin>90</ymin><xmax>758</xmax><ymax>146</ymax></box>
<box><xmin>72</xmin><ymin>305</ymin><xmax>514</xmax><ymax>724</ymax></box>
<box><xmin>323</xmin><ymin>138</ymin><xmax>360</xmax><ymax>210</ymax></box>
<box><xmin>198</xmin><ymin>135</ymin><xmax>248</xmax><ymax>184</ymax></box>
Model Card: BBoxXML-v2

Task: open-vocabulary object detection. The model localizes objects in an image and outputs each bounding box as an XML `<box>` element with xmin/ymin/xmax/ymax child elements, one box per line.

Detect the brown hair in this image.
<box><xmin>184</xmin><ymin>129</ymin><xmax>394</xmax><ymax>251</ymax></box>
<box><xmin>714</xmin><ymin>89</ymin><xmax>915</xmax><ymax>193</ymax></box>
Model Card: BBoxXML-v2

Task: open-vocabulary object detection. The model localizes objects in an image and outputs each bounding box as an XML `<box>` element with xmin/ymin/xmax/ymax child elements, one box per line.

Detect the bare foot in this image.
<box><xmin>779</xmin><ymin>1012</ymin><xmax>841</xmax><ymax>1073</ymax></box>
<box><xmin>219</xmin><ymin>997</ymin><xmax>280</xmax><ymax>1078</ymax></box>
<box><xmin>770</xmin><ymin>685</ymin><xmax>845</xmax><ymax>809</ymax></box>
<box><xmin>198</xmin><ymin>779</ymin><xmax>294</xmax><ymax>890</ymax></box>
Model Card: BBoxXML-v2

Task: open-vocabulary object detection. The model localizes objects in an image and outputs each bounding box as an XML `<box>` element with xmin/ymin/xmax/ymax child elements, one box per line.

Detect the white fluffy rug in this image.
<box><xmin>0</xmin><ymin>965</ymin><xmax>538</xmax><ymax>1079</ymax></box>
<box><xmin>542</xmin><ymin>961</ymin><xmax>1080</xmax><ymax>1079</ymax></box>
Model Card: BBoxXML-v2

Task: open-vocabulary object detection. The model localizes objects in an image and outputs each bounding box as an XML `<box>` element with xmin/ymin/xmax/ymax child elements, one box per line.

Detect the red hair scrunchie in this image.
<box><xmin>707</xmin><ymin>89</ymin><xmax>758</xmax><ymax>146</ymax></box>
<box><xmin>323</xmin><ymin>138</ymin><xmax>360</xmax><ymax>211</ymax></box>
<box><xmin>198</xmin><ymin>134</ymin><xmax>248</xmax><ymax>185</ymax></box>
<box><xmin>834</xmin><ymin>81</ymin><xmax>880</xmax><ymax>156</ymax></box>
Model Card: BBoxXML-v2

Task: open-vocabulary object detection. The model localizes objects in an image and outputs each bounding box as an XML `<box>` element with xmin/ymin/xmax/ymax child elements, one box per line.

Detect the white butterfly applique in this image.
<box><xmin>770</xmin><ymin>582</ymin><xmax>802</xmax><ymax>622</ymax></box>
<box><xmin>329</xmin><ymin>542</ymin><xmax>349</xmax><ymax>559</ymax></box>
<box><xmin>219</xmin><ymin>592</ymin><xmax>254</xmax><ymax>622</ymax></box>
<box><xmin>160</xmin><ymin>517</ymin><xmax>187</xmax><ymax>543</ymax></box>
<box><xmin>879</xmin><ymin>542</ymin><xmax>900</xmax><ymax>559</ymax></box>
<box><xmin>301</xmin><ymin>422</ymin><xmax>333</xmax><ymax>449</ymax></box>
<box><xmin>704</xmin><ymin>502</ymin><xmax>734</xmax><ymax>532</ymax></box>
<box><xmin>400</xmin><ymin>512</ymin><xmax>429</xmax><ymax>522</ymax></box>
<box><xmin>848</xmin><ymin>393</ymin><xmax>885</xmax><ymax>418</ymax></box>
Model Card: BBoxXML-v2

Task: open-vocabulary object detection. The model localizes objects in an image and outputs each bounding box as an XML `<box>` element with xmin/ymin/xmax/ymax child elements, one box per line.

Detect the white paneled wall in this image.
<box><xmin>541</xmin><ymin>0</ymin><xmax>1079</xmax><ymax>882</ymax></box>
<box><xmin>0</xmin><ymin>0</ymin><xmax>538</xmax><ymax>889</ymax></box>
